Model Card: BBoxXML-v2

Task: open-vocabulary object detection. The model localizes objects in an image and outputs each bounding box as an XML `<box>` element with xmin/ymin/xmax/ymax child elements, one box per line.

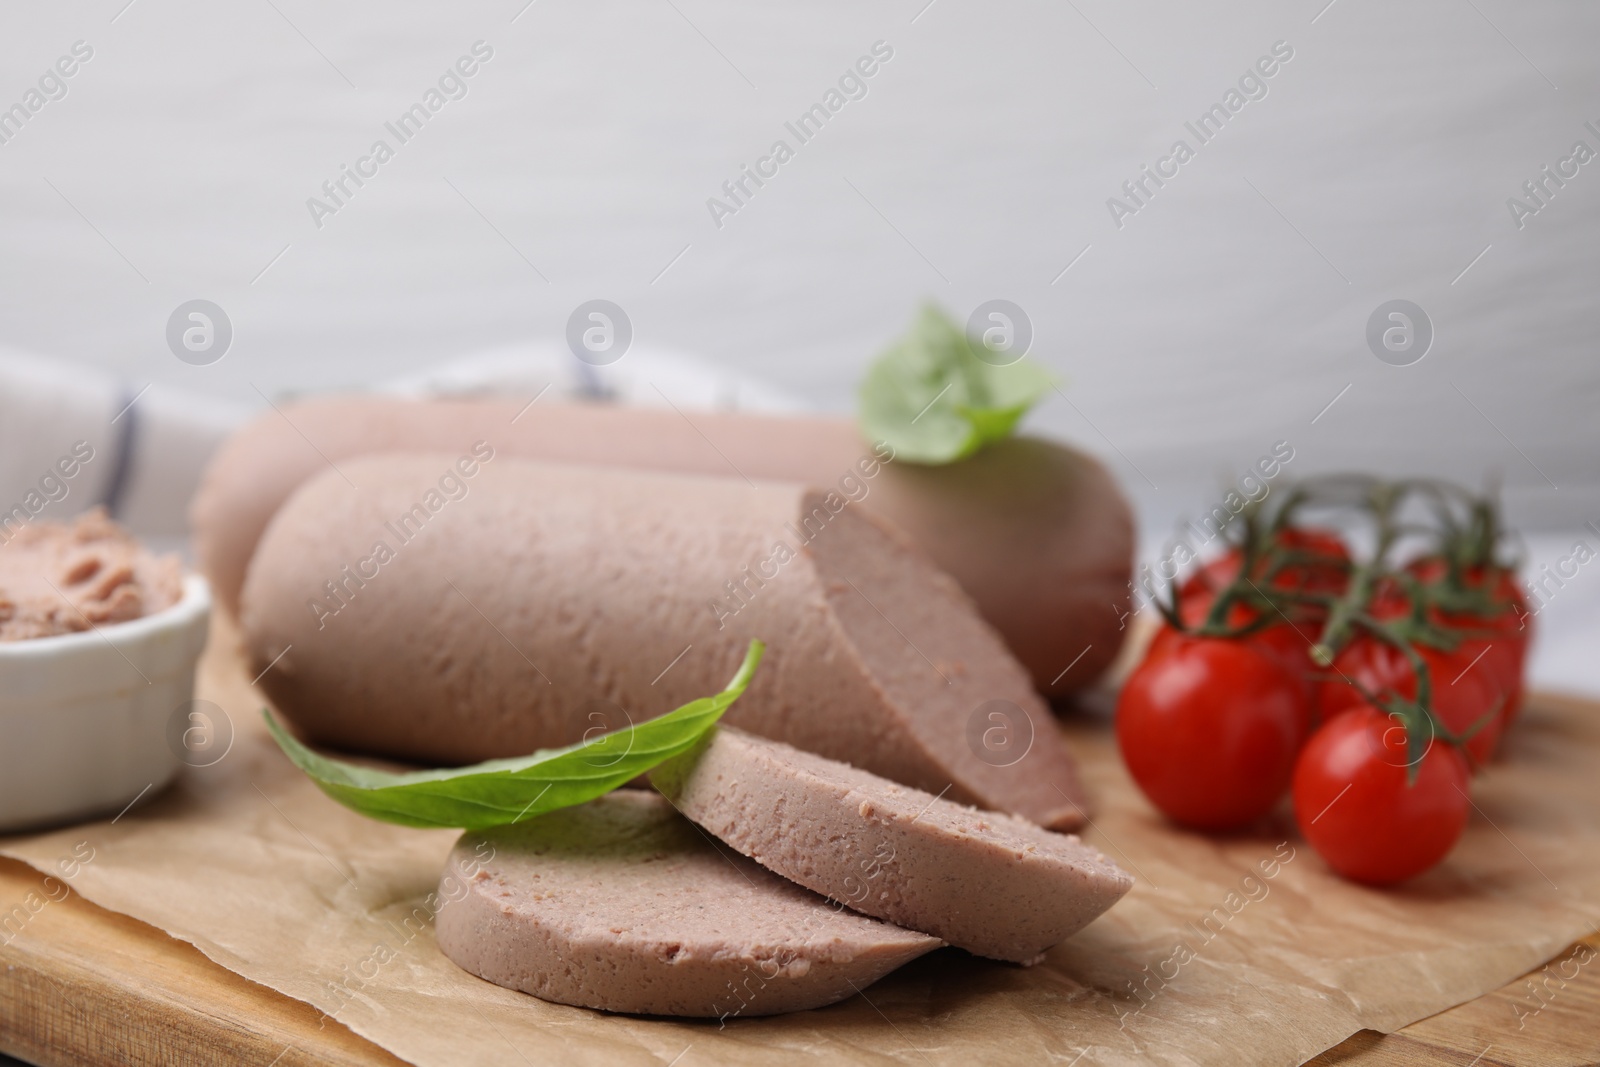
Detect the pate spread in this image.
<box><xmin>0</xmin><ymin>509</ymin><xmax>183</xmax><ymax>641</ymax></box>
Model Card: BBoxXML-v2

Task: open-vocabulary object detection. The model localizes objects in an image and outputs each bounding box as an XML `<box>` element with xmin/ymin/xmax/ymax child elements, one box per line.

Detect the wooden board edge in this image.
<box><xmin>0</xmin><ymin>857</ymin><xmax>406</xmax><ymax>1067</ymax></box>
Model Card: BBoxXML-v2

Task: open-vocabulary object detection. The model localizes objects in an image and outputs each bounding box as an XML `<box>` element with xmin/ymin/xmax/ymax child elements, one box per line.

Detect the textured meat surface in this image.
<box><xmin>194</xmin><ymin>396</ymin><xmax>1132</xmax><ymax>693</ymax></box>
<box><xmin>434</xmin><ymin>791</ymin><xmax>941</xmax><ymax>1017</ymax></box>
<box><xmin>652</xmin><ymin>728</ymin><xmax>1133</xmax><ymax>962</ymax></box>
<box><xmin>240</xmin><ymin>456</ymin><xmax>1088</xmax><ymax>828</ymax></box>
<box><xmin>0</xmin><ymin>507</ymin><xmax>183</xmax><ymax>641</ymax></box>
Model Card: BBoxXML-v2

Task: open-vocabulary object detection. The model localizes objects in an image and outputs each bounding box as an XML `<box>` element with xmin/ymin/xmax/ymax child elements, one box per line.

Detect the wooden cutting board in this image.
<box><xmin>3</xmin><ymin>698</ymin><xmax>1598</xmax><ymax>1067</ymax></box>
<box><xmin>1</xmin><ymin>847</ymin><xmax>1595</xmax><ymax>1067</ymax></box>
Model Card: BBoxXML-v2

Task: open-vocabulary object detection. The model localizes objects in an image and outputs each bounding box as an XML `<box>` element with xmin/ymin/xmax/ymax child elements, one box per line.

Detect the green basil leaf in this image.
<box><xmin>859</xmin><ymin>304</ymin><xmax>1055</xmax><ymax>464</ymax></box>
<box><xmin>263</xmin><ymin>640</ymin><xmax>765</xmax><ymax>829</ymax></box>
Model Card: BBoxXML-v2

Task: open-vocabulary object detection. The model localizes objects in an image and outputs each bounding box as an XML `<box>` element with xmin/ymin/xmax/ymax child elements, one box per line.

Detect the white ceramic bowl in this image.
<box><xmin>0</xmin><ymin>573</ymin><xmax>211</xmax><ymax>833</ymax></box>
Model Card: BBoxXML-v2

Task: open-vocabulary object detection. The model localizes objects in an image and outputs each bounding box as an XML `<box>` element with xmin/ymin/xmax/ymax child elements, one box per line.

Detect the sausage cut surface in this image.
<box><xmin>652</xmin><ymin>728</ymin><xmax>1133</xmax><ymax>963</ymax></box>
<box><xmin>434</xmin><ymin>791</ymin><xmax>941</xmax><ymax>1017</ymax></box>
<box><xmin>241</xmin><ymin>456</ymin><xmax>1090</xmax><ymax>828</ymax></box>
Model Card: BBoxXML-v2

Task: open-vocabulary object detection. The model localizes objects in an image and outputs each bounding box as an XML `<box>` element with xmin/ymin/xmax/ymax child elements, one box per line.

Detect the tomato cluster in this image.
<box><xmin>1115</xmin><ymin>480</ymin><xmax>1531</xmax><ymax>886</ymax></box>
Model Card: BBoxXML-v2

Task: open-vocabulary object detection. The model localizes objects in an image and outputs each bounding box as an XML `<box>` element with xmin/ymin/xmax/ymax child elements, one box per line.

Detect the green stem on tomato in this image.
<box><xmin>1310</xmin><ymin>482</ymin><xmax>1400</xmax><ymax>666</ymax></box>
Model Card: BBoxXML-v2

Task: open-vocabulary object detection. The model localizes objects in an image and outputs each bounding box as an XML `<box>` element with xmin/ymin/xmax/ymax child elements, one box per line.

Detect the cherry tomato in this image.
<box><xmin>1408</xmin><ymin>558</ymin><xmax>1530</xmax><ymax>729</ymax></box>
<box><xmin>1169</xmin><ymin>527</ymin><xmax>1348</xmax><ymax>682</ymax></box>
<box><xmin>1450</xmin><ymin>633</ymin><xmax>1521</xmax><ymax>742</ymax></box>
<box><xmin>1179</xmin><ymin>526</ymin><xmax>1351</xmax><ymax>601</ymax></box>
<box><xmin>1366</xmin><ymin>575</ymin><xmax>1411</xmax><ymax>621</ymax></box>
<box><xmin>1315</xmin><ymin>636</ymin><xmax>1502</xmax><ymax>765</ymax></box>
<box><xmin>1178</xmin><ymin>552</ymin><xmax>1246</xmax><ymax>601</ymax></box>
<box><xmin>1292</xmin><ymin>704</ymin><xmax>1470</xmax><ymax>885</ymax></box>
<box><xmin>1117</xmin><ymin>635</ymin><xmax>1310</xmax><ymax>830</ymax></box>
<box><xmin>1149</xmin><ymin>591</ymin><xmax>1313</xmax><ymax>695</ymax></box>
<box><xmin>1362</xmin><ymin>574</ymin><xmax>1519</xmax><ymax>741</ymax></box>
<box><xmin>1269</xmin><ymin>527</ymin><xmax>1353</xmax><ymax>594</ymax></box>
<box><xmin>1407</xmin><ymin>558</ymin><xmax>1529</xmax><ymax>619</ymax></box>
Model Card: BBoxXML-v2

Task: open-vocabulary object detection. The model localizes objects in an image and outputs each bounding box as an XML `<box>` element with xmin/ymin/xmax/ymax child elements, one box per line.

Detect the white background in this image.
<box><xmin>0</xmin><ymin>0</ymin><xmax>1596</xmax><ymax>690</ymax></box>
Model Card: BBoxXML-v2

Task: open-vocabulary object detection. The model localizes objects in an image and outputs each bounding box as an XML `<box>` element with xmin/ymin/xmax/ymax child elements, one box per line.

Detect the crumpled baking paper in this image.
<box><xmin>3</xmin><ymin>616</ymin><xmax>1598</xmax><ymax>1067</ymax></box>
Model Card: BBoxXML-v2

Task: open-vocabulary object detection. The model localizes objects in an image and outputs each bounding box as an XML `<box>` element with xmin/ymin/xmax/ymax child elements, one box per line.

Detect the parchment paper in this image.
<box><xmin>4</xmin><ymin>615</ymin><xmax>1598</xmax><ymax>1067</ymax></box>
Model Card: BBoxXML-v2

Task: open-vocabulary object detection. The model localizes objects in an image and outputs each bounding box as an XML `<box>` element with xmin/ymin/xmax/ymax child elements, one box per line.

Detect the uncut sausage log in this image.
<box><xmin>240</xmin><ymin>456</ymin><xmax>1089</xmax><ymax>830</ymax></box>
<box><xmin>196</xmin><ymin>396</ymin><xmax>1133</xmax><ymax>696</ymax></box>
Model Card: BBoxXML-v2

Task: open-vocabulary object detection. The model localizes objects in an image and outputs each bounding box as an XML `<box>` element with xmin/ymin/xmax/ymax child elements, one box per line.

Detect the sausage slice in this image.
<box><xmin>434</xmin><ymin>791</ymin><xmax>941</xmax><ymax>1017</ymax></box>
<box><xmin>651</xmin><ymin>727</ymin><xmax>1133</xmax><ymax>963</ymax></box>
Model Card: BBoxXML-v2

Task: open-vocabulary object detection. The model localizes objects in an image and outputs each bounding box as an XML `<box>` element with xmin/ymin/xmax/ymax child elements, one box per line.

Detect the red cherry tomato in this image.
<box><xmin>1450</xmin><ymin>633</ymin><xmax>1521</xmax><ymax>740</ymax></box>
<box><xmin>1362</xmin><ymin>573</ymin><xmax>1519</xmax><ymax>739</ymax></box>
<box><xmin>1117</xmin><ymin>635</ymin><xmax>1310</xmax><ymax>830</ymax></box>
<box><xmin>1315</xmin><ymin>637</ymin><xmax>1503</xmax><ymax>765</ymax></box>
<box><xmin>1179</xmin><ymin>526</ymin><xmax>1351</xmax><ymax>600</ymax></box>
<box><xmin>1169</xmin><ymin>527</ymin><xmax>1348</xmax><ymax>681</ymax></box>
<box><xmin>1366</xmin><ymin>575</ymin><xmax>1412</xmax><ymax>621</ymax></box>
<box><xmin>1269</xmin><ymin>527</ymin><xmax>1353</xmax><ymax>594</ymax></box>
<box><xmin>1292</xmin><ymin>704</ymin><xmax>1471</xmax><ymax>885</ymax></box>
<box><xmin>1149</xmin><ymin>592</ymin><xmax>1313</xmax><ymax>695</ymax></box>
<box><xmin>1408</xmin><ymin>558</ymin><xmax>1531</xmax><ymax>729</ymax></box>
<box><xmin>1178</xmin><ymin>552</ymin><xmax>1246</xmax><ymax>601</ymax></box>
<box><xmin>1407</xmin><ymin>558</ymin><xmax>1529</xmax><ymax>617</ymax></box>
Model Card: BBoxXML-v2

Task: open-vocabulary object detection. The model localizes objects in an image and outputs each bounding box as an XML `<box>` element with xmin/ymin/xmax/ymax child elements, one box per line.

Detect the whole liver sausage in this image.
<box><xmin>652</xmin><ymin>727</ymin><xmax>1133</xmax><ymax>963</ymax></box>
<box><xmin>239</xmin><ymin>456</ymin><xmax>1090</xmax><ymax>829</ymax></box>
<box><xmin>435</xmin><ymin>791</ymin><xmax>941</xmax><ymax>1017</ymax></box>
<box><xmin>195</xmin><ymin>396</ymin><xmax>1133</xmax><ymax>695</ymax></box>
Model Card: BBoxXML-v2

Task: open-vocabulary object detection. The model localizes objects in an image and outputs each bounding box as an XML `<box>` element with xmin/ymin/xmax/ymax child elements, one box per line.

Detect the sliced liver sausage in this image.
<box><xmin>196</xmin><ymin>396</ymin><xmax>1133</xmax><ymax>695</ymax></box>
<box><xmin>240</xmin><ymin>456</ymin><xmax>1090</xmax><ymax>829</ymax></box>
<box><xmin>434</xmin><ymin>791</ymin><xmax>941</xmax><ymax>1017</ymax></box>
<box><xmin>651</xmin><ymin>727</ymin><xmax>1133</xmax><ymax>963</ymax></box>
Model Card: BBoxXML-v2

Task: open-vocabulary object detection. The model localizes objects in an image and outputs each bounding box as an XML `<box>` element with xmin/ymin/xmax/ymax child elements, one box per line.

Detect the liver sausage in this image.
<box><xmin>652</xmin><ymin>727</ymin><xmax>1133</xmax><ymax>963</ymax></box>
<box><xmin>240</xmin><ymin>456</ymin><xmax>1090</xmax><ymax>828</ymax></box>
<box><xmin>195</xmin><ymin>396</ymin><xmax>1133</xmax><ymax>695</ymax></box>
<box><xmin>434</xmin><ymin>791</ymin><xmax>941</xmax><ymax>1017</ymax></box>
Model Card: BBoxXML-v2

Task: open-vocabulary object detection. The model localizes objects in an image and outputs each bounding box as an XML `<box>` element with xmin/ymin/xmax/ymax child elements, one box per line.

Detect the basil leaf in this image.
<box><xmin>859</xmin><ymin>304</ymin><xmax>1055</xmax><ymax>464</ymax></box>
<box><xmin>263</xmin><ymin>640</ymin><xmax>765</xmax><ymax>829</ymax></box>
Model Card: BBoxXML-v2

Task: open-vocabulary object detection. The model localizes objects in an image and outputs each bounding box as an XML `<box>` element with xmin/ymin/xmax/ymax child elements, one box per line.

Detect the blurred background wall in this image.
<box><xmin>1</xmin><ymin>0</ymin><xmax>1596</xmax><ymax>686</ymax></box>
